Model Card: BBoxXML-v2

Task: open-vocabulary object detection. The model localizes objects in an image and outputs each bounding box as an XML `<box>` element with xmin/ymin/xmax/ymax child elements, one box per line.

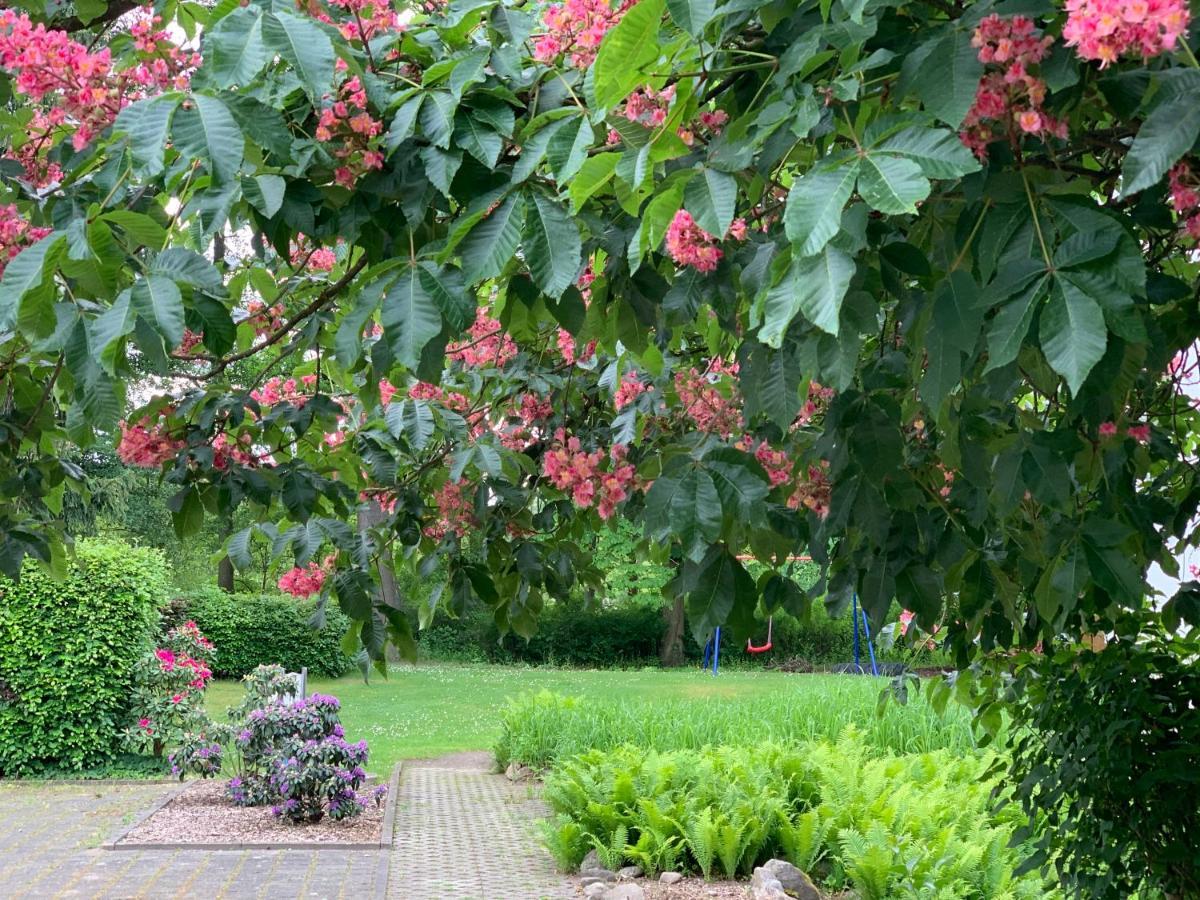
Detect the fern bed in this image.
<box><xmin>540</xmin><ymin>734</ymin><xmax>1055</xmax><ymax>899</ymax></box>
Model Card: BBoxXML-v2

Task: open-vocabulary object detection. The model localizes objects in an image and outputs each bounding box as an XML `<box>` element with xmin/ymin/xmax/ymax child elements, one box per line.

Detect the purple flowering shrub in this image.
<box><xmin>169</xmin><ymin>732</ymin><xmax>223</xmax><ymax>780</ymax></box>
<box><xmin>268</xmin><ymin>733</ymin><xmax>370</xmax><ymax>823</ymax></box>
<box><xmin>226</xmin><ymin>691</ymin><xmax>377</xmax><ymax>823</ymax></box>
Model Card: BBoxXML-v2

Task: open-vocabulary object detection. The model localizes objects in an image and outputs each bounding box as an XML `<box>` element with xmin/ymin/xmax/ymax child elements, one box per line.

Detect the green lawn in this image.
<box><xmin>206</xmin><ymin>663</ymin><xmax>873</xmax><ymax>772</ymax></box>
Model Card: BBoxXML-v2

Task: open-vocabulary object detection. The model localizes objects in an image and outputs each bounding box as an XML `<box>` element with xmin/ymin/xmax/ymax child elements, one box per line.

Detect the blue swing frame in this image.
<box><xmin>702</xmin><ymin>594</ymin><xmax>879</xmax><ymax>677</ymax></box>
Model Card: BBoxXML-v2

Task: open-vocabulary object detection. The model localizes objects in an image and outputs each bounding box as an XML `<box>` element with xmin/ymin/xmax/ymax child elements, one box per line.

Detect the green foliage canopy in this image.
<box><xmin>1</xmin><ymin>0</ymin><xmax>1199</xmax><ymax>695</ymax></box>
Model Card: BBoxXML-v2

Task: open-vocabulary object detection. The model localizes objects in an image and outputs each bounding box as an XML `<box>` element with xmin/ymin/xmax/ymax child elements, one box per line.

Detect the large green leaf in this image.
<box><xmin>523</xmin><ymin>191</ymin><xmax>582</xmax><ymax>297</ymax></box>
<box><xmin>460</xmin><ymin>193</ymin><xmax>526</xmax><ymax>283</ymax></box>
<box><xmin>381</xmin><ymin>266</ymin><xmax>444</xmax><ymax>368</ymax></box>
<box><xmin>418</xmin><ymin>262</ymin><xmax>474</xmax><ymax>331</ymax></box>
<box><xmin>208</xmin><ymin>6</ymin><xmax>270</xmax><ymax>88</ymax></box>
<box><xmin>1121</xmin><ymin>92</ymin><xmax>1200</xmax><ymax>195</ymax></box>
<box><xmin>89</xmin><ymin>290</ymin><xmax>135</xmax><ymax>375</ymax></box>
<box><xmin>568</xmin><ymin>153</ymin><xmax>620</xmax><ymax>211</ymax></box>
<box><xmin>593</xmin><ymin>0</ymin><xmax>666</xmax><ymax>109</ymax></box>
<box><xmin>683</xmin><ymin>167</ymin><xmax>737</xmax><ymax>237</ymax></box>
<box><xmin>760</xmin><ymin>245</ymin><xmax>855</xmax><ymax>344</ymax></box>
<box><xmin>984</xmin><ymin>275</ymin><xmax>1046</xmax><ymax>373</ymax></box>
<box><xmin>739</xmin><ymin>339</ymin><xmax>803</xmax><ymax>428</ymax></box>
<box><xmin>385</xmin><ymin>94</ymin><xmax>423</xmax><ymax>153</ymax></box>
<box><xmin>783</xmin><ymin>163</ymin><xmax>858</xmax><ymax>257</ymax></box>
<box><xmin>171</xmin><ymin>94</ymin><xmax>243</xmax><ymax>183</ymax></box>
<box><xmin>1040</xmin><ymin>277</ymin><xmax>1107</xmax><ymax>394</ymax></box>
<box><xmin>672</xmin><ymin>467</ymin><xmax>723</xmax><ymax>561</ymax></box>
<box><xmin>666</xmin><ymin>0</ymin><xmax>714</xmax><ymax>35</ymax></box>
<box><xmin>549</xmin><ymin>114</ymin><xmax>595</xmax><ymax>184</ymax></box>
<box><xmin>131</xmin><ymin>274</ymin><xmax>185</xmax><ymax>347</ymax></box>
<box><xmin>0</xmin><ymin>231</ymin><xmax>65</xmax><ymax>331</ymax></box>
<box><xmin>420</xmin><ymin>91</ymin><xmax>458</xmax><ymax>149</ymax></box>
<box><xmin>921</xmin><ymin>270</ymin><xmax>983</xmax><ymax>413</ymax></box>
<box><xmin>454</xmin><ymin>112</ymin><xmax>503</xmax><ymax>167</ymax></box>
<box><xmin>263</xmin><ymin>10</ymin><xmax>335</xmax><ymax>101</ymax></box>
<box><xmin>858</xmin><ymin>155</ymin><xmax>929</xmax><ymax>214</ymax></box>
<box><xmin>876</xmin><ymin>126</ymin><xmax>981</xmax><ymax>179</ymax></box>
<box><xmin>906</xmin><ymin>28</ymin><xmax>982</xmax><ymax>128</ymax></box>
<box><xmin>116</xmin><ymin>95</ymin><xmax>177</xmax><ymax>178</ymax></box>
<box><xmin>686</xmin><ymin>547</ymin><xmax>754</xmax><ymax>644</ymax></box>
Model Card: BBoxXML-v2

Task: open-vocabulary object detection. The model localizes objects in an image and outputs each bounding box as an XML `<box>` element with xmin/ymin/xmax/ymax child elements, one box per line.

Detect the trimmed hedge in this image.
<box><xmin>172</xmin><ymin>588</ymin><xmax>352</xmax><ymax>678</ymax></box>
<box><xmin>0</xmin><ymin>539</ymin><xmax>166</xmax><ymax>773</ymax></box>
<box><xmin>417</xmin><ymin>599</ymin><xmax>924</xmax><ymax>668</ymax></box>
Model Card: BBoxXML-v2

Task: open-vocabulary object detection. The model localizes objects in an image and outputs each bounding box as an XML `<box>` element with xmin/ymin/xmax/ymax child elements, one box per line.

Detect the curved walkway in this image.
<box><xmin>0</xmin><ymin>753</ymin><xmax>574</xmax><ymax>899</ymax></box>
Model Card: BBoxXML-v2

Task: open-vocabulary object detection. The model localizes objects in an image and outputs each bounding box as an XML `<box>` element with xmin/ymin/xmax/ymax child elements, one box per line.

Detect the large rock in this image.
<box><xmin>582</xmin><ymin>872</ymin><xmax>618</xmax><ymax>888</ymax></box>
<box><xmin>659</xmin><ymin>871</ymin><xmax>684</xmax><ymax>885</ymax></box>
<box><xmin>617</xmin><ymin>865</ymin><xmax>643</xmax><ymax>881</ymax></box>
<box><xmin>580</xmin><ymin>850</ymin><xmax>610</xmax><ymax>873</ymax></box>
<box><xmin>602</xmin><ymin>885</ymin><xmax>645</xmax><ymax>900</ymax></box>
<box><xmin>583</xmin><ymin>884</ymin><xmax>609</xmax><ymax>899</ymax></box>
<box><xmin>752</xmin><ymin>860</ymin><xmax>821</xmax><ymax>900</ymax></box>
<box><xmin>505</xmin><ymin>761</ymin><xmax>534</xmax><ymax>781</ymax></box>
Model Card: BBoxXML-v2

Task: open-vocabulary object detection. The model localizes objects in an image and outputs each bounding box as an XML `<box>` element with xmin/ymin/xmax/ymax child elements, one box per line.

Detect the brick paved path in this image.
<box><xmin>0</xmin><ymin>782</ymin><xmax>383</xmax><ymax>899</ymax></box>
<box><xmin>388</xmin><ymin>752</ymin><xmax>575</xmax><ymax>900</ymax></box>
<box><xmin>0</xmin><ymin>754</ymin><xmax>574</xmax><ymax>899</ymax></box>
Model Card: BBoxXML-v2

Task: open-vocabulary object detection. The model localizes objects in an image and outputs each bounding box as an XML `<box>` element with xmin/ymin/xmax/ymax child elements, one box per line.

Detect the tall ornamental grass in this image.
<box><xmin>494</xmin><ymin>677</ymin><xmax>979</xmax><ymax>770</ymax></box>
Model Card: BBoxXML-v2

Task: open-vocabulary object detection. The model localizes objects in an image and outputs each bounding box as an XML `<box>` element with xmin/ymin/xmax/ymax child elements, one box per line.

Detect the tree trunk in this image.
<box><xmin>217</xmin><ymin>515</ymin><xmax>235</xmax><ymax>592</ymax></box>
<box><xmin>659</xmin><ymin>595</ymin><xmax>686</xmax><ymax>667</ymax></box>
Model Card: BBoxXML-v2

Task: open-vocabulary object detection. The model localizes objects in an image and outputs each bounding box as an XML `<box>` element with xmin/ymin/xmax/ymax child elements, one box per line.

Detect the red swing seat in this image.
<box><xmin>745</xmin><ymin>616</ymin><xmax>773</xmax><ymax>654</ymax></box>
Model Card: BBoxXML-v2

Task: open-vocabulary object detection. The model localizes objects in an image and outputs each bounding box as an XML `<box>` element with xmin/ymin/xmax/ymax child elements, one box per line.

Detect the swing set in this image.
<box><xmin>700</xmin><ymin>593</ymin><xmax>879</xmax><ymax>677</ymax></box>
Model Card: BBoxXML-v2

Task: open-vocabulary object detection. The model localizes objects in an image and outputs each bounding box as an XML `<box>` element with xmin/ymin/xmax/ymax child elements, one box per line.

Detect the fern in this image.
<box><xmin>585</xmin><ymin>823</ymin><xmax>628</xmax><ymax>871</ymax></box>
<box><xmin>539</xmin><ymin>816</ymin><xmax>586</xmax><ymax>871</ymax></box>
<box><xmin>684</xmin><ymin>806</ymin><xmax>718</xmax><ymax>879</ymax></box>
<box><xmin>779</xmin><ymin>808</ymin><xmax>828</xmax><ymax>871</ymax></box>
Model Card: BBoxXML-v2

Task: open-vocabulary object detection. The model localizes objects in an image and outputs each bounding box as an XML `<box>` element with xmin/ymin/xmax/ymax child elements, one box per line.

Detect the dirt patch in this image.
<box><xmin>117</xmin><ymin>778</ymin><xmax>385</xmax><ymax>845</ymax></box>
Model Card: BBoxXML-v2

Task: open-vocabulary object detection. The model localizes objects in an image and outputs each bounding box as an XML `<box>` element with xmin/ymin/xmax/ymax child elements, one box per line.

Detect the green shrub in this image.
<box><xmin>541</xmin><ymin>734</ymin><xmax>1055</xmax><ymax>897</ymax></box>
<box><xmin>493</xmin><ymin>685</ymin><xmax>979</xmax><ymax>771</ymax></box>
<box><xmin>0</xmin><ymin>539</ymin><xmax>166</xmax><ymax>773</ymax></box>
<box><xmin>174</xmin><ymin>588</ymin><xmax>351</xmax><ymax>679</ymax></box>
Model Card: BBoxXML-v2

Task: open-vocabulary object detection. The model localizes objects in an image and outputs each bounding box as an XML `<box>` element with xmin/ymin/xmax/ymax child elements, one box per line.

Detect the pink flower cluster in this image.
<box><xmin>1099</xmin><ymin>420</ymin><xmax>1151</xmax><ymax>442</ymax></box>
<box><xmin>244</xmin><ymin>298</ymin><xmax>286</xmax><ymax>338</ymax></box>
<box><xmin>674</xmin><ymin>359</ymin><xmax>742</xmax><ymax>437</ymax></box>
<box><xmin>960</xmin><ymin>15</ymin><xmax>1067</xmax><ymax>161</ymax></box>
<box><xmin>211</xmin><ymin>432</ymin><xmax>260</xmax><ymax>469</ymax></box>
<box><xmin>533</xmin><ymin>0</ymin><xmax>635</xmax><ymax>68</ymax></box>
<box><xmin>787</xmin><ymin>462</ymin><xmax>831</xmax><ymax>518</ymax></box>
<box><xmin>614</xmin><ymin>371</ymin><xmax>649</xmax><ymax>410</ymax></box>
<box><xmin>623</xmin><ymin>84</ymin><xmax>674</xmax><ymax>127</ymax></box>
<box><xmin>1063</xmin><ymin>0</ymin><xmax>1189</xmax><ymax>66</ymax></box>
<box><xmin>278</xmin><ymin>555</ymin><xmax>335</xmax><ymax>597</ymax></box>
<box><xmin>251</xmin><ymin>374</ymin><xmax>317</xmax><ymax>408</ymax></box>
<box><xmin>498</xmin><ymin>393</ymin><xmax>554</xmax><ymax>450</ymax></box>
<box><xmin>312</xmin><ymin>0</ymin><xmax>405</xmax><ymax>42</ymax></box>
<box><xmin>155</xmin><ymin>644</ymin><xmax>213</xmax><ymax>690</ymax></box>
<box><xmin>665</xmin><ymin>211</ymin><xmax>747</xmax><ymax>273</ymax></box>
<box><xmin>542</xmin><ymin>432</ymin><xmax>640</xmax><ymax>519</ymax></box>
<box><xmin>423</xmin><ymin>479</ymin><xmax>477</xmax><ymax>540</ymax></box>
<box><xmin>317</xmin><ymin>75</ymin><xmax>385</xmax><ymax>188</ymax></box>
<box><xmin>117</xmin><ymin>414</ymin><xmax>186</xmax><ymax>468</ymax></box>
<box><xmin>0</xmin><ymin>205</ymin><xmax>52</xmax><ymax>277</ymax></box>
<box><xmin>666</xmin><ymin>210</ymin><xmax>722</xmax><ymax>273</ymax></box>
<box><xmin>291</xmin><ymin>235</ymin><xmax>340</xmax><ymax>271</ymax></box>
<box><xmin>0</xmin><ymin>9</ymin><xmax>199</xmax><ymax>155</ymax></box>
<box><xmin>556</xmin><ymin>329</ymin><xmax>597</xmax><ymax>365</ymax></box>
<box><xmin>447</xmin><ymin>308</ymin><xmax>519</xmax><ymax>368</ymax></box>
<box><xmin>178</xmin><ymin>329</ymin><xmax>205</xmax><ymax>355</ymax></box>
<box><xmin>1168</xmin><ymin>162</ymin><xmax>1200</xmax><ymax>241</ymax></box>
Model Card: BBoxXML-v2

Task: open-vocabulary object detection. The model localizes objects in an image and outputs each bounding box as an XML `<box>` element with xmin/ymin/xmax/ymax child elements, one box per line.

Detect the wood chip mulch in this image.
<box><xmin>641</xmin><ymin>879</ymin><xmax>751</xmax><ymax>899</ymax></box>
<box><xmin>119</xmin><ymin>778</ymin><xmax>385</xmax><ymax>845</ymax></box>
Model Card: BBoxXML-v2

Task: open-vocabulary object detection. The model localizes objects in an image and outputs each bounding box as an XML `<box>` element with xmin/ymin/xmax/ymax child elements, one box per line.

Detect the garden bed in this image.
<box><xmin>108</xmin><ymin>767</ymin><xmax>398</xmax><ymax>850</ymax></box>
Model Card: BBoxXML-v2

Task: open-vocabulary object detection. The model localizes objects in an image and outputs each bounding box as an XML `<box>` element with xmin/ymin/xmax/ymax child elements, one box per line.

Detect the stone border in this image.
<box><xmin>374</xmin><ymin>762</ymin><xmax>401</xmax><ymax>900</ymax></box>
<box><xmin>104</xmin><ymin>763</ymin><xmax>402</xmax><ymax>851</ymax></box>
<box><xmin>0</xmin><ymin>777</ymin><xmax>179</xmax><ymax>786</ymax></box>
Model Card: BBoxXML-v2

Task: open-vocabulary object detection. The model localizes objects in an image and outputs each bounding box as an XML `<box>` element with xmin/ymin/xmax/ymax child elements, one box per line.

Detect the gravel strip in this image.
<box><xmin>641</xmin><ymin>879</ymin><xmax>752</xmax><ymax>899</ymax></box>
<box><xmin>118</xmin><ymin>778</ymin><xmax>385</xmax><ymax>845</ymax></box>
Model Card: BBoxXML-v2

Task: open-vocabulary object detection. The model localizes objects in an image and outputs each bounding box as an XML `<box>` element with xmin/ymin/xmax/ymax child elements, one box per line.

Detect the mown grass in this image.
<box><xmin>206</xmin><ymin>663</ymin><xmax>975</xmax><ymax>774</ymax></box>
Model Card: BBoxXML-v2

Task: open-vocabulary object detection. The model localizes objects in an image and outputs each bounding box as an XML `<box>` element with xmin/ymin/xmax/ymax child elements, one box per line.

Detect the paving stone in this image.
<box><xmin>388</xmin><ymin>753</ymin><xmax>575</xmax><ymax>899</ymax></box>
